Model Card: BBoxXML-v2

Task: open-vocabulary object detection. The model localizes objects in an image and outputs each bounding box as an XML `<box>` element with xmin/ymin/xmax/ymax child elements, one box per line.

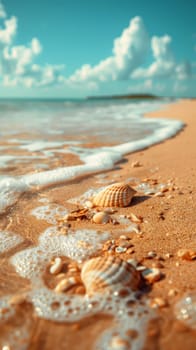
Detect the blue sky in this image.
<box><xmin>0</xmin><ymin>0</ymin><xmax>195</xmax><ymax>98</ymax></box>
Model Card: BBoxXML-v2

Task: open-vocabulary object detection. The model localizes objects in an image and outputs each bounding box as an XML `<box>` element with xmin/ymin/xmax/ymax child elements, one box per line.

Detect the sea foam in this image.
<box><xmin>0</xmin><ymin>99</ymin><xmax>184</xmax><ymax>213</ymax></box>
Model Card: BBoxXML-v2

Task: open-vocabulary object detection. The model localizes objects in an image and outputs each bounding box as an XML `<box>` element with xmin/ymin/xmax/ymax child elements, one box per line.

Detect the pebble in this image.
<box><xmin>165</xmin><ymin>253</ymin><xmax>173</xmax><ymax>259</ymax></box>
<box><xmin>150</xmin><ymin>297</ymin><xmax>168</xmax><ymax>308</ymax></box>
<box><xmin>92</xmin><ymin>211</ymin><xmax>110</xmax><ymax>224</ymax></box>
<box><xmin>119</xmin><ymin>235</ymin><xmax>128</xmax><ymax>240</ymax></box>
<box><xmin>131</xmin><ymin>160</ymin><xmax>142</xmax><ymax>168</ymax></box>
<box><xmin>168</xmin><ymin>288</ymin><xmax>179</xmax><ymax>297</ymax></box>
<box><xmin>141</xmin><ymin>268</ymin><xmax>162</xmax><ymax>283</ymax></box>
<box><xmin>177</xmin><ymin>249</ymin><xmax>196</xmax><ymax>261</ymax></box>
<box><xmin>115</xmin><ymin>246</ymin><xmax>127</xmax><ymax>253</ymax></box>
<box><xmin>146</xmin><ymin>251</ymin><xmax>157</xmax><ymax>259</ymax></box>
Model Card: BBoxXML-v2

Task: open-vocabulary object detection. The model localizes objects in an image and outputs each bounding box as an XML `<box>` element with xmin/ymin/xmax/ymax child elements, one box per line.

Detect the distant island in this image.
<box><xmin>86</xmin><ymin>93</ymin><xmax>160</xmax><ymax>100</ymax></box>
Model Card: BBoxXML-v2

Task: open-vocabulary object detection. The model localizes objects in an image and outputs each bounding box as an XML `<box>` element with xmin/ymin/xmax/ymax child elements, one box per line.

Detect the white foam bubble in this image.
<box><xmin>8</xmin><ymin>222</ymin><xmax>154</xmax><ymax>349</ymax></box>
<box><xmin>0</xmin><ymin>308</ymin><xmax>32</xmax><ymax>350</ymax></box>
<box><xmin>0</xmin><ymin>296</ymin><xmax>15</xmax><ymax>323</ymax></box>
<box><xmin>0</xmin><ymin>154</ymin><xmax>44</xmax><ymax>169</ymax></box>
<box><xmin>174</xmin><ymin>293</ymin><xmax>196</xmax><ymax>329</ymax></box>
<box><xmin>0</xmin><ymin>231</ymin><xmax>24</xmax><ymax>254</ymax></box>
<box><xmin>30</xmin><ymin>287</ymin><xmax>104</xmax><ymax>322</ymax></box>
<box><xmin>11</xmin><ymin>227</ymin><xmax>110</xmax><ymax>282</ymax></box>
<box><xmin>19</xmin><ymin>140</ymin><xmax>65</xmax><ymax>152</ymax></box>
<box><xmin>31</xmin><ymin>204</ymin><xmax>68</xmax><ymax>224</ymax></box>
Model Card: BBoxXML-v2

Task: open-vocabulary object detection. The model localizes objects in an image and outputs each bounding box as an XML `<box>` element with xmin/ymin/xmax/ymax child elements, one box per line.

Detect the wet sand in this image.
<box><xmin>0</xmin><ymin>99</ymin><xmax>196</xmax><ymax>349</ymax></box>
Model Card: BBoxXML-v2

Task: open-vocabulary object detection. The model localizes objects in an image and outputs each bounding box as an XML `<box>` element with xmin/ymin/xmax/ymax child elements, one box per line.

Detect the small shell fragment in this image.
<box><xmin>150</xmin><ymin>297</ymin><xmax>167</xmax><ymax>308</ymax></box>
<box><xmin>9</xmin><ymin>294</ymin><xmax>27</xmax><ymax>306</ymax></box>
<box><xmin>168</xmin><ymin>288</ymin><xmax>179</xmax><ymax>297</ymax></box>
<box><xmin>177</xmin><ymin>249</ymin><xmax>196</xmax><ymax>261</ymax></box>
<box><xmin>141</xmin><ymin>268</ymin><xmax>162</xmax><ymax>283</ymax></box>
<box><xmin>131</xmin><ymin>161</ymin><xmax>142</xmax><ymax>168</ymax></box>
<box><xmin>81</xmin><ymin>256</ymin><xmax>140</xmax><ymax>295</ymax></box>
<box><xmin>54</xmin><ymin>277</ymin><xmax>77</xmax><ymax>293</ymax></box>
<box><xmin>128</xmin><ymin>213</ymin><xmax>143</xmax><ymax>223</ymax></box>
<box><xmin>127</xmin><ymin>259</ymin><xmax>138</xmax><ymax>268</ymax></box>
<box><xmin>109</xmin><ymin>336</ymin><xmax>130</xmax><ymax>349</ymax></box>
<box><xmin>146</xmin><ymin>251</ymin><xmax>157</xmax><ymax>259</ymax></box>
<box><xmin>115</xmin><ymin>246</ymin><xmax>127</xmax><ymax>253</ymax></box>
<box><xmin>92</xmin><ymin>211</ymin><xmax>110</xmax><ymax>224</ymax></box>
<box><xmin>93</xmin><ymin>183</ymin><xmax>136</xmax><ymax>208</ymax></box>
<box><xmin>85</xmin><ymin>200</ymin><xmax>94</xmax><ymax>209</ymax></box>
<box><xmin>49</xmin><ymin>257</ymin><xmax>63</xmax><ymax>275</ymax></box>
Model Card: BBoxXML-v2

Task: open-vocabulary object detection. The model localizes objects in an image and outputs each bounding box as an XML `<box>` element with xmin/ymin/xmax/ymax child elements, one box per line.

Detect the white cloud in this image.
<box><xmin>132</xmin><ymin>35</ymin><xmax>192</xmax><ymax>82</ymax></box>
<box><xmin>175</xmin><ymin>62</ymin><xmax>191</xmax><ymax>80</ymax></box>
<box><xmin>3</xmin><ymin>63</ymin><xmax>66</xmax><ymax>87</ymax></box>
<box><xmin>132</xmin><ymin>35</ymin><xmax>175</xmax><ymax>79</ymax></box>
<box><xmin>0</xmin><ymin>16</ymin><xmax>17</xmax><ymax>45</ymax></box>
<box><xmin>0</xmin><ymin>2</ymin><xmax>65</xmax><ymax>87</ymax></box>
<box><xmin>69</xmin><ymin>18</ymin><xmax>192</xmax><ymax>93</ymax></box>
<box><xmin>0</xmin><ymin>2</ymin><xmax>6</xmax><ymax>18</ymax></box>
<box><xmin>69</xmin><ymin>17</ymin><xmax>150</xmax><ymax>83</ymax></box>
<box><xmin>2</xmin><ymin>38</ymin><xmax>42</xmax><ymax>76</ymax></box>
<box><xmin>152</xmin><ymin>35</ymin><xmax>174</xmax><ymax>61</ymax></box>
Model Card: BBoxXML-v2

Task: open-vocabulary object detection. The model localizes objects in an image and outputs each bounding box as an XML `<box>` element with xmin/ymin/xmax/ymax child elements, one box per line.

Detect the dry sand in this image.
<box><xmin>0</xmin><ymin>99</ymin><xmax>196</xmax><ymax>349</ymax></box>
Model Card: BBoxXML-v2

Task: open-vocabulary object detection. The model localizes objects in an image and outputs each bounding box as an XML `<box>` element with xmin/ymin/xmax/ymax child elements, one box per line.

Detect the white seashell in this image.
<box><xmin>85</xmin><ymin>200</ymin><xmax>94</xmax><ymax>208</ymax></box>
<box><xmin>92</xmin><ymin>211</ymin><xmax>110</xmax><ymax>224</ymax></box>
<box><xmin>54</xmin><ymin>277</ymin><xmax>77</xmax><ymax>293</ymax></box>
<box><xmin>93</xmin><ymin>183</ymin><xmax>136</xmax><ymax>208</ymax></box>
<box><xmin>81</xmin><ymin>256</ymin><xmax>140</xmax><ymax>295</ymax></box>
<box><xmin>141</xmin><ymin>268</ymin><xmax>162</xmax><ymax>283</ymax></box>
<box><xmin>49</xmin><ymin>257</ymin><xmax>63</xmax><ymax>275</ymax></box>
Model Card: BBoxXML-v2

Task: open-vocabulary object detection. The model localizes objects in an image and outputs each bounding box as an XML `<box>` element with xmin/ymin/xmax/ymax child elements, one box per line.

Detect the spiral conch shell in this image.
<box><xmin>93</xmin><ymin>183</ymin><xmax>136</xmax><ymax>208</ymax></box>
<box><xmin>81</xmin><ymin>256</ymin><xmax>140</xmax><ymax>295</ymax></box>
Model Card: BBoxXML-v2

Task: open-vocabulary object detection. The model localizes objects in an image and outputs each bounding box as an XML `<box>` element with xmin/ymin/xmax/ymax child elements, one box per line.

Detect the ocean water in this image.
<box><xmin>0</xmin><ymin>97</ymin><xmax>183</xmax><ymax>213</ymax></box>
<box><xmin>0</xmin><ymin>98</ymin><xmax>179</xmax><ymax>142</ymax></box>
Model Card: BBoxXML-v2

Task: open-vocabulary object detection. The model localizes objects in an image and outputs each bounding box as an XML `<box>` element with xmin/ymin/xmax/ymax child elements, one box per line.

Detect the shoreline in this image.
<box><xmin>0</xmin><ymin>99</ymin><xmax>195</xmax><ymax>349</ymax></box>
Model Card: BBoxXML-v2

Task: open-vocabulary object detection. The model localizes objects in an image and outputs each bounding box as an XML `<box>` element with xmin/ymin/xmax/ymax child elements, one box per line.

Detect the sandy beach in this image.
<box><xmin>0</xmin><ymin>99</ymin><xmax>196</xmax><ymax>350</ymax></box>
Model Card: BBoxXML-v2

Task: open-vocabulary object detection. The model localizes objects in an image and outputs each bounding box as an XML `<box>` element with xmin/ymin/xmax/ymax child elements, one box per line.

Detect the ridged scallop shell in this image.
<box><xmin>93</xmin><ymin>183</ymin><xmax>136</xmax><ymax>207</ymax></box>
<box><xmin>81</xmin><ymin>256</ymin><xmax>140</xmax><ymax>295</ymax></box>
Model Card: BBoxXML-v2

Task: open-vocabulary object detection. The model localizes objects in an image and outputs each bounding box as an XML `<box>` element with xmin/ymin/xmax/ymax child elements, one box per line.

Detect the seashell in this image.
<box><xmin>81</xmin><ymin>256</ymin><xmax>140</xmax><ymax>295</ymax></box>
<box><xmin>92</xmin><ymin>211</ymin><xmax>110</xmax><ymax>224</ymax></box>
<box><xmin>54</xmin><ymin>277</ymin><xmax>78</xmax><ymax>293</ymax></box>
<box><xmin>141</xmin><ymin>268</ymin><xmax>162</xmax><ymax>283</ymax></box>
<box><xmin>49</xmin><ymin>257</ymin><xmax>63</xmax><ymax>275</ymax></box>
<box><xmin>177</xmin><ymin>249</ymin><xmax>196</xmax><ymax>261</ymax></box>
<box><xmin>93</xmin><ymin>183</ymin><xmax>136</xmax><ymax>208</ymax></box>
